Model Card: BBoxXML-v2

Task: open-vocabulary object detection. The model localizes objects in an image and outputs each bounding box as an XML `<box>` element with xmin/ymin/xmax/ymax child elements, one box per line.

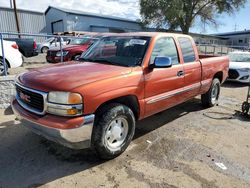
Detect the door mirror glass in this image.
<box><xmin>150</xmin><ymin>56</ymin><xmax>172</xmax><ymax>68</ymax></box>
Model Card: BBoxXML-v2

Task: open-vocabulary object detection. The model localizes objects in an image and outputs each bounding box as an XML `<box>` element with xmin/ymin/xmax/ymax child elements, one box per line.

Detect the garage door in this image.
<box><xmin>90</xmin><ymin>26</ymin><xmax>109</xmax><ymax>32</ymax></box>
<box><xmin>52</xmin><ymin>20</ymin><xmax>64</xmax><ymax>33</ymax></box>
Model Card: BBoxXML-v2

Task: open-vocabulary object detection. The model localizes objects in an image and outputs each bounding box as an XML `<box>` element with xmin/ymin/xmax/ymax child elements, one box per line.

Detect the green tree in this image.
<box><xmin>140</xmin><ymin>0</ymin><xmax>247</xmax><ymax>34</ymax></box>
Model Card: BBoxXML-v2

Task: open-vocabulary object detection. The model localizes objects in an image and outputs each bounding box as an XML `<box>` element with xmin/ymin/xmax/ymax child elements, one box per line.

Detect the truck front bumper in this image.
<box><xmin>11</xmin><ymin>99</ymin><xmax>95</xmax><ymax>149</ymax></box>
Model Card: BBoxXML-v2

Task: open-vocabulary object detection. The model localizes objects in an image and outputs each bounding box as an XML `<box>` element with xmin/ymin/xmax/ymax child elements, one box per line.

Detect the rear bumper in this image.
<box><xmin>11</xmin><ymin>98</ymin><xmax>95</xmax><ymax>149</ymax></box>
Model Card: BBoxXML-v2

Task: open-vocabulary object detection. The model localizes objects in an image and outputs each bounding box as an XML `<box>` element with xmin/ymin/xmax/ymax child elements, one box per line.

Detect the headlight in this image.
<box><xmin>48</xmin><ymin>92</ymin><xmax>82</xmax><ymax>104</ymax></box>
<box><xmin>239</xmin><ymin>68</ymin><xmax>250</xmax><ymax>72</ymax></box>
<box><xmin>56</xmin><ymin>51</ymin><xmax>68</xmax><ymax>57</ymax></box>
<box><xmin>47</xmin><ymin>92</ymin><xmax>83</xmax><ymax>116</ymax></box>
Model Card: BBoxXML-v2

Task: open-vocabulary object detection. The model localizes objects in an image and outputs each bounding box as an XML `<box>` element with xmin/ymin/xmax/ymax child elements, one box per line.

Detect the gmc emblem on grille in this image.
<box><xmin>20</xmin><ymin>92</ymin><xmax>31</xmax><ymax>103</ymax></box>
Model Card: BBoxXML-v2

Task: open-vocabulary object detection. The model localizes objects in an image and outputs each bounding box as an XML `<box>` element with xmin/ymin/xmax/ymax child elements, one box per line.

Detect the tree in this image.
<box><xmin>140</xmin><ymin>0</ymin><xmax>247</xmax><ymax>34</ymax></box>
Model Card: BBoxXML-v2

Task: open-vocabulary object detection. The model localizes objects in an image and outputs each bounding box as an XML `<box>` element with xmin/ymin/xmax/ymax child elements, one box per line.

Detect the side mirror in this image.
<box><xmin>149</xmin><ymin>56</ymin><xmax>172</xmax><ymax>68</ymax></box>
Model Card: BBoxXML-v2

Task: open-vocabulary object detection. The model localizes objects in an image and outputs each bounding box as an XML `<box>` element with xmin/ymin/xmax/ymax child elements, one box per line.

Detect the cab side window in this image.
<box><xmin>150</xmin><ymin>37</ymin><xmax>179</xmax><ymax>65</ymax></box>
<box><xmin>178</xmin><ymin>37</ymin><xmax>196</xmax><ymax>63</ymax></box>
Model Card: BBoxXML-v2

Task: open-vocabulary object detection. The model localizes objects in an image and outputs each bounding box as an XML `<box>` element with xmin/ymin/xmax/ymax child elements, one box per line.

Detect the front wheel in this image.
<box><xmin>72</xmin><ymin>54</ymin><xmax>81</xmax><ymax>61</ymax></box>
<box><xmin>92</xmin><ymin>103</ymin><xmax>135</xmax><ymax>159</ymax></box>
<box><xmin>201</xmin><ymin>78</ymin><xmax>221</xmax><ymax>108</ymax></box>
<box><xmin>41</xmin><ymin>46</ymin><xmax>49</xmax><ymax>53</ymax></box>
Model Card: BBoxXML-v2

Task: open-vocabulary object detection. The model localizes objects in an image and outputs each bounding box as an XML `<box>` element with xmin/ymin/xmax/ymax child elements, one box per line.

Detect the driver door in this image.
<box><xmin>144</xmin><ymin>37</ymin><xmax>185</xmax><ymax>117</ymax></box>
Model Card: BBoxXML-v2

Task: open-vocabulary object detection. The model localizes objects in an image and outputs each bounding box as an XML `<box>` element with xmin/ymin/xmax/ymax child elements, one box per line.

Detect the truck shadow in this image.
<box><xmin>0</xmin><ymin>98</ymin><xmax>203</xmax><ymax>188</ymax></box>
<box><xmin>134</xmin><ymin>98</ymin><xmax>203</xmax><ymax>139</ymax></box>
<box><xmin>222</xmin><ymin>81</ymin><xmax>249</xmax><ymax>88</ymax></box>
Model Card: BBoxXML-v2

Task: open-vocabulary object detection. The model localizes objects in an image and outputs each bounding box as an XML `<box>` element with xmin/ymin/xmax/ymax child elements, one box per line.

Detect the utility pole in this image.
<box><xmin>13</xmin><ymin>0</ymin><xmax>21</xmax><ymax>38</ymax></box>
<box><xmin>234</xmin><ymin>24</ymin><xmax>238</xmax><ymax>32</ymax></box>
<box><xmin>10</xmin><ymin>0</ymin><xmax>13</xmax><ymax>8</ymax></box>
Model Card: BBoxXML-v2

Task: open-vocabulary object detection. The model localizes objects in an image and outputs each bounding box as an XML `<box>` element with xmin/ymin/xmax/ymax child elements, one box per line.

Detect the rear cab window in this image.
<box><xmin>178</xmin><ymin>37</ymin><xmax>196</xmax><ymax>63</ymax></box>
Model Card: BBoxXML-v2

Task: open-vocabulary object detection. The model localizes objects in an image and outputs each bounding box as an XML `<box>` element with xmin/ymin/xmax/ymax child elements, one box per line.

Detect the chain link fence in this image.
<box><xmin>197</xmin><ymin>44</ymin><xmax>249</xmax><ymax>56</ymax></box>
<box><xmin>0</xmin><ymin>32</ymin><xmax>97</xmax><ymax>76</ymax></box>
<box><xmin>1</xmin><ymin>32</ymin><xmax>249</xmax><ymax>77</ymax></box>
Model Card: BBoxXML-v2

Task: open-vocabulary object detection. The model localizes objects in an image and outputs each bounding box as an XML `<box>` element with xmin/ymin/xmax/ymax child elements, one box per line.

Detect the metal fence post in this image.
<box><xmin>0</xmin><ymin>33</ymin><xmax>8</xmax><ymax>76</ymax></box>
<box><xmin>59</xmin><ymin>36</ymin><xmax>63</xmax><ymax>62</ymax></box>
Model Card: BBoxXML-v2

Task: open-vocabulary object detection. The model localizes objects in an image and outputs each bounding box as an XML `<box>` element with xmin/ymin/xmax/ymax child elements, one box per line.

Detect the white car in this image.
<box><xmin>228</xmin><ymin>52</ymin><xmax>250</xmax><ymax>83</ymax></box>
<box><xmin>0</xmin><ymin>40</ymin><xmax>23</xmax><ymax>75</ymax></box>
<box><xmin>37</xmin><ymin>37</ymin><xmax>69</xmax><ymax>53</ymax></box>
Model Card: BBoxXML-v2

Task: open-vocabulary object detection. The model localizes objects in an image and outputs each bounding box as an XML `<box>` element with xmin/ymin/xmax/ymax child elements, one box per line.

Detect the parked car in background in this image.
<box><xmin>5</xmin><ymin>38</ymin><xmax>38</xmax><ymax>57</ymax></box>
<box><xmin>37</xmin><ymin>37</ymin><xmax>69</xmax><ymax>53</ymax></box>
<box><xmin>46</xmin><ymin>36</ymin><xmax>99</xmax><ymax>63</ymax></box>
<box><xmin>228</xmin><ymin>51</ymin><xmax>250</xmax><ymax>83</ymax></box>
<box><xmin>0</xmin><ymin>40</ymin><xmax>23</xmax><ymax>75</ymax></box>
<box><xmin>12</xmin><ymin>32</ymin><xmax>229</xmax><ymax>159</ymax></box>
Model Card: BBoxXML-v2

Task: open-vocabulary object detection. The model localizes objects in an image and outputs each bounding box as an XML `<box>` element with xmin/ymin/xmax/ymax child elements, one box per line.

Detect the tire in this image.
<box><xmin>0</xmin><ymin>58</ymin><xmax>8</xmax><ymax>76</ymax></box>
<box><xmin>72</xmin><ymin>54</ymin><xmax>81</xmax><ymax>61</ymax></box>
<box><xmin>92</xmin><ymin>103</ymin><xmax>136</xmax><ymax>159</ymax></box>
<box><xmin>242</xmin><ymin>102</ymin><xmax>249</xmax><ymax>115</ymax></box>
<box><xmin>41</xmin><ymin>46</ymin><xmax>49</xmax><ymax>53</ymax></box>
<box><xmin>201</xmin><ymin>78</ymin><xmax>221</xmax><ymax>108</ymax></box>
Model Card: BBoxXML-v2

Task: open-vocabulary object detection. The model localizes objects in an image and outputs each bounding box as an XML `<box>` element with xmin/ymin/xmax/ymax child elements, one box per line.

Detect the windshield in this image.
<box><xmin>79</xmin><ymin>36</ymin><xmax>150</xmax><ymax>67</ymax></box>
<box><xmin>69</xmin><ymin>37</ymin><xmax>92</xmax><ymax>45</ymax></box>
<box><xmin>229</xmin><ymin>53</ymin><xmax>250</xmax><ymax>62</ymax></box>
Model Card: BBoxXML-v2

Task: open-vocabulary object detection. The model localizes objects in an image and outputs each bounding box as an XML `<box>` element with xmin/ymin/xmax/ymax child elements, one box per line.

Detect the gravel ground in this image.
<box><xmin>0</xmin><ymin>81</ymin><xmax>249</xmax><ymax>188</ymax></box>
<box><xmin>8</xmin><ymin>54</ymin><xmax>49</xmax><ymax>75</ymax></box>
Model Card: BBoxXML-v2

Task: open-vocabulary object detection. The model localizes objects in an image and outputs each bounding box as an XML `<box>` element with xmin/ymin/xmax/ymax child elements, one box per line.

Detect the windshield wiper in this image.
<box><xmin>78</xmin><ymin>58</ymin><xmax>129</xmax><ymax>67</ymax></box>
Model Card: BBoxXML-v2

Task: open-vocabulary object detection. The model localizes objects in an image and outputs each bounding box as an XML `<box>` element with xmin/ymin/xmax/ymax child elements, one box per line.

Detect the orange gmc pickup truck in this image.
<box><xmin>12</xmin><ymin>32</ymin><xmax>229</xmax><ymax>159</ymax></box>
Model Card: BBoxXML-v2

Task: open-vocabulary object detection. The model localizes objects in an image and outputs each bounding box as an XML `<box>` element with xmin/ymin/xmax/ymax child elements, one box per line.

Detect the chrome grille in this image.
<box><xmin>16</xmin><ymin>83</ymin><xmax>47</xmax><ymax>115</ymax></box>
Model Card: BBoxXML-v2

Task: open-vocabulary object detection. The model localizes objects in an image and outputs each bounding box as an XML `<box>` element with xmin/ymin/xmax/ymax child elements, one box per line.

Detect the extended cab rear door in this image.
<box><xmin>144</xmin><ymin>37</ymin><xmax>185</xmax><ymax>117</ymax></box>
<box><xmin>177</xmin><ymin>37</ymin><xmax>202</xmax><ymax>99</ymax></box>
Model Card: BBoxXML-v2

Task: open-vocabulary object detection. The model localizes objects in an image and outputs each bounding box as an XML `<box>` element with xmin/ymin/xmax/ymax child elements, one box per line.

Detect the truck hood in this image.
<box><xmin>229</xmin><ymin>61</ymin><xmax>250</xmax><ymax>69</ymax></box>
<box><xmin>18</xmin><ymin>61</ymin><xmax>132</xmax><ymax>92</ymax></box>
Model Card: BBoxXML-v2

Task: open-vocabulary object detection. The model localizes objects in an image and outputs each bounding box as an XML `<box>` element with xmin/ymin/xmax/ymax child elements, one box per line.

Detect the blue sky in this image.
<box><xmin>191</xmin><ymin>0</ymin><xmax>250</xmax><ymax>34</ymax></box>
<box><xmin>0</xmin><ymin>0</ymin><xmax>249</xmax><ymax>34</ymax></box>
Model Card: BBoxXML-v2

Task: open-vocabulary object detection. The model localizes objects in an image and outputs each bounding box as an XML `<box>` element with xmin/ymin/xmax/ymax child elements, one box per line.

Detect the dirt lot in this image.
<box><xmin>0</xmin><ymin>81</ymin><xmax>249</xmax><ymax>188</ymax></box>
<box><xmin>8</xmin><ymin>54</ymin><xmax>47</xmax><ymax>75</ymax></box>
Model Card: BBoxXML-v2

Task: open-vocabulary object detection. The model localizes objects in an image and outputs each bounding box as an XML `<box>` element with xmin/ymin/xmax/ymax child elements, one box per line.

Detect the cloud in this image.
<box><xmin>0</xmin><ymin>0</ymin><xmax>141</xmax><ymax>20</ymax></box>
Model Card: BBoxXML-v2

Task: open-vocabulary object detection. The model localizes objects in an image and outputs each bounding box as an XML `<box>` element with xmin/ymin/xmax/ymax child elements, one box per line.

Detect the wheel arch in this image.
<box><xmin>0</xmin><ymin>56</ymin><xmax>10</xmax><ymax>68</ymax></box>
<box><xmin>213</xmin><ymin>71</ymin><xmax>223</xmax><ymax>83</ymax></box>
<box><xmin>95</xmin><ymin>95</ymin><xmax>140</xmax><ymax>120</ymax></box>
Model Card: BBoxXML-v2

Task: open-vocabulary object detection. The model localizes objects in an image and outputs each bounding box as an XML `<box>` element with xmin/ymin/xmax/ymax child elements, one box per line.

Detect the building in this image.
<box><xmin>216</xmin><ymin>30</ymin><xmax>250</xmax><ymax>49</ymax></box>
<box><xmin>191</xmin><ymin>33</ymin><xmax>228</xmax><ymax>46</ymax></box>
<box><xmin>1</xmin><ymin>5</ymin><xmax>249</xmax><ymax>50</ymax></box>
<box><xmin>0</xmin><ymin>6</ymin><xmax>46</xmax><ymax>34</ymax></box>
<box><xmin>45</xmin><ymin>6</ymin><xmax>142</xmax><ymax>34</ymax></box>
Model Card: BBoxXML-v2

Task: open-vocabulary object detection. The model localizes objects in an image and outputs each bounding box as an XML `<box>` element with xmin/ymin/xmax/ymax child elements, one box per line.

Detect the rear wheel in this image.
<box><xmin>92</xmin><ymin>103</ymin><xmax>135</xmax><ymax>159</ymax></box>
<box><xmin>201</xmin><ymin>78</ymin><xmax>221</xmax><ymax>108</ymax></box>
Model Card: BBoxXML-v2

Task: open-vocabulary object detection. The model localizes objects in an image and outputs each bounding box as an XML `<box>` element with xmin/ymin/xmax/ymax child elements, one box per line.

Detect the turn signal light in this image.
<box><xmin>67</xmin><ymin>108</ymin><xmax>78</xmax><ymax>115</ymax></box>
<box><xmin>68</xmin><ymin>93</ymin><xmax>82</xmax><ymax>104</ymax></box>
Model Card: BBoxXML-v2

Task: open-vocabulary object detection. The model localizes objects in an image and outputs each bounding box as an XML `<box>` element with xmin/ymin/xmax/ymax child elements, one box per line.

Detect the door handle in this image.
<box><xmin>177</xmin><ymin>70</ymin><xmax>185</xmax><ymax>77</ymax></box>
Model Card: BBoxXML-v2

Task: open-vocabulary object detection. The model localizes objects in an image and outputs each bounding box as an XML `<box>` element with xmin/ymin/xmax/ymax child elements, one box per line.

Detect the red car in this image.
<box><xmin>46</xmin><ymin>37</ymin><xmax>98</xmax><ymax>63</ymax></box>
